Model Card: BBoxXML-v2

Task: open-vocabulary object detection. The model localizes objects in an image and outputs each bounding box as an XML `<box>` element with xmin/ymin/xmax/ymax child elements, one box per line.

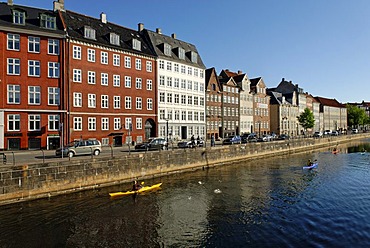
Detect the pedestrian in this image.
<box><xmin>211</xmin><ymin>135</ymin><xmax>215</xmax><ymax>147</ymax></box>
<box><xmin>191</xmin><ymin>135</ymin><xmax>195</xmax><ymax>147</ymax></box>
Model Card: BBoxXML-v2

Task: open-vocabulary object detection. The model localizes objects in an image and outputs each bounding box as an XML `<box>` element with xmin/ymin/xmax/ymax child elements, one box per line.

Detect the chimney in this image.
<box><xmin>171</xmin><ymin>33</ymin><xmax>177</xmax><ymax>39</ymax></box>
<box><xmin>138</xmin><ymin>23</ymin><xmax>144</xmax><ymax>32</ymax></box>
<box><xmin>100</xmin><ymin>12</ymin><xmax>107</xmax><ymax>24</ymax></box>
<box><xmin>53</xmin><ymin>0</ymin><xmax>65</xmax><ymax>11</ymax></box>
<box><xmin>156</xmin><ymin>28</ymin><xmax>162</xmax><ymax>34</ymax></box>
<box><xmin>282</xmin><ymin>78</ymin><xmax>285</xmax><ymax>82</ymax></box>
<box><xmin>7</xmin><ymin>0</ymin><xmax>13</xmax><ymax>6</ymax></box>
<box><xmin>238</xmin><ymin>70</ymin><xmax>242</xmax><ymax>74</ymax></box>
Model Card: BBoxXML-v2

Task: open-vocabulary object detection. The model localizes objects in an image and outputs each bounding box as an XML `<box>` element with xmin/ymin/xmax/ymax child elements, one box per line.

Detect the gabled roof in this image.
<box><xmin>205</xmin><ymin>67</ymin><xmax>222</xmax><ymax>92</ymax></box>
<box><xmin>250</xmin><ymin>77</ymin><xmax>262</xmax><ymax>87</ymax></box>
<box><xmin>142</xmin><ymin>29</ymin><xmax>205</xmax><ymax>68</ymax></box>
<box><xmin>315</xmin><ymin>97</ymin><xmax>345</xmax><ymax>108</ymax></box>
<box><xmin>219</xmin><ymin>75</ymin><xmax>237</xmax><ymax>87</ymax></box>
<box><xmin>0</xmin><ymin>2</ymin><xmax>64</xmax><ymax>35</ymax></box>
<box><xmin>61</xmin><ymin>10</ymin><xmax>155</xmax><ymax>57</ymax></box>
<box><xmin>275</xmin><ymin>78</ymin><xmax>304</xmax><ymax>94</ymax></box>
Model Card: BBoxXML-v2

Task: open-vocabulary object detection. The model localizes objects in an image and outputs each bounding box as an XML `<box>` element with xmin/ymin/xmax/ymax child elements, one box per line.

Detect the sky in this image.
<box><xmin>11</xmin><ymin>0</ymin><xmax>370</xmax><ymax>103</ymax></box>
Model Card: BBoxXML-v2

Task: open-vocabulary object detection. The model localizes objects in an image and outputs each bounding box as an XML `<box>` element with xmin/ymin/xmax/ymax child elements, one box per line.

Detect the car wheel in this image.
<box><xmin>93</xmin><ymin>150</ymin><xmax>100</xmax><ymax>156</ymax></box>
<box><xmin>68</xmin><ymin>151</ymin><xmax>74</xmax><ymax>158</ymax></box>
<box><xmin>162</xmin><ymin>145</ymin><xmax>166</xmax><ymax>150</ymax></box>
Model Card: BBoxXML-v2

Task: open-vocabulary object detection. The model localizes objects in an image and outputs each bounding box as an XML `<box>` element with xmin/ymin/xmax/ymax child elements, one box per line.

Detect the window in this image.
<box><xmin>28</xmin><ymin>60</ymin><xmax>40</xmax><ymax>77</ymax></box>
<box><xmin>13</xmin><ymin>10</ymin><xmax>25</xmax><ymax>25</ymax></box>
<box><xmin>136</xmin><ymin>118</ymin><xmax>142</xmax><ymax>129</ymax></box>
<box><xmin>101</xmin><ymin>118</ymin><xmax>109</xmax><ymax>130</ymax></box>
<box><xmin>146</xmin><ymin>61</ymin><xmax>152</xmax><ymax>72</ymax></box>
<box><xmin>125</xmin><ymin>76</ymin><xmax>131</xmax><ymax>88</ymax></box>
<box><xmin>178</xmin><ymin>48</ymin><xmax>185</xmax><ymax>60</ymax></box>
<box><xmin>125</xmin><ymin>56</ymin><xmax>131</xmax><ymax>68</ymax></box>
<box><xmin>166</xmin><ymin>77</ymin><xmax>172</xmax><ymax>87</ymax></box>
<box><xmin>88</xmin><ymin>71</ymin><xmax>96</xmax><ymax>84</ymax></box>
<box><xmin>87</xmin><ymin>49</ymin><xmax>95</xmax><ymax>62</ymax></box>
<box><xmin>73</xmin><ymin>46</ymin><xmax>81</xmax><ymax>59</ymax></box>
<box><xmin>7</xmin><ymin>85</ymin><xmax>20</xmax><ymax>104</ymax></box>
<box><xmin>7</xmin><ymin>34</ymin><xmax>20</xmax><ymax>50</ymax></box>
<box><xmin>194</xmin><ymin>68</ymin><xmax>199</xmax><ymax>77</ymax></box>
<box><xmin>101</xmin><ymin>95</ymin><xmax>108</xmax><ymax>108</ymax></box>
<box><xmin>114</xmin><ymin>118</ymin><xmax>121</xmax><ymax>130</ymax></box>
<box><xmin>174</xmin><ymin>94</ymin><xmax>179</xmax><ymax>104</ymax></box>
<box><xmin>159</xmin><ymin>110</ymin><xmax>165</xmax><ymax>120</ymax></box>
<box><xmin>174</xmin><ymin>63</ymin><xmax>179</xmax><ymax>72</ymax></box>
<box><xmin>147</xmin><ymin>98</ymin><xmax>153</xmax><ymax>110</ymax></box>
<box><xmin>135</xmin><ymin>58</ymin><xmax>141</xmax><ymax>70</ymax></box>
<box><xmin>41</xmin><ymin>14</ymin><xmax>56</xmax><ymax>29</ymax></box>
<box><xmin>101</xmin><ymin>73</ymin><xmax>108</xmax><ymax>86</ymax></box>
<box><xmin>73</xmin><ymin>69</ymin><xmax>82</xmax><ymax>82</ymax></box>
<box><xmin>187</xmin><ymin>67</ymin><xmax>192</xmax><ymax>75</ymax></box>
<box><xmin>88</xmin><ymin>117</ymin><xmax>96</xmax><ymax>131</ymax></box>
<box><xmin>194</xmin><ymin>96</ymin><xmax>199</xmax><ymax>106</ymax></box>
<box><xmin>29</xmin><ymin>115</ymin><xmax>41</xmax><ymax>131</ymax></box>
<box><xmin>159</xmin><ymin>92</ymin><xmax>165</xmax><ymax>103</ymax></box>
<box><xmin>101</xmin><ymin>52</ymin><xmax>108</xmax><ymax>64</ymax></box>
<box><xmin>113</xmin><ymin>54</ymin><xmax>120</xmax><ymax>66</ymax></box>
<box><xmin>136</xmin><ymin>78</ymin><xmax>142</xmax><ymax>89</ymax></box>
<box><xmin>8</xmin><ymin>114</ymin><xmax>20</xmax><ymax>131</ymax></box>
<box><xmin>110</xmin><ymin>33</ymin><xmax>120</xmax><ymax>46</ymax></box>
<box><xmin>136</xmin><ymin>97</ymin><xmax>142</xmax><ymax>109</ymax></box>
<box><xmin>125</xmin><ymin>118</ymin><xmax>132</xmax><ymax>130</ymax></box>
<box><xmin>28</xmin><ymin>86</ymin><xmax>40</xmax><ymax>104</ymax></box>
<box><xmin>84</xmin><ymin>26</ymin><xmax>96</xmax><ymax>39</ymax></box>
<box><xmin>181</xmin><ymin>79</ymin><xmax>186</xmax><ymax>89</ymax></box>
<box><xmin>191</xmin><ymin>52</ymin><xmax>198</xmax><ymax>63</ymax></box>
<box><xmin>187</xmin><ymin>80</ymin><xmax>192</xmax><ymax>90</ymax></box>
<box><xmin>167</xmin><ymin>93</ymin><xmax>172</xmax><ymax>103</ymax></box>
<box><xmin>114</xmin><ymin>96</ymin><xmax>120</xmax><ymax>109</ymax></box>
<box><xmin>7</xmin><ymin>58</ymin><xmax>20</xmax><ymax>75</ymax></box>
<box><xmin>181</xmin><ymin>65</ymin><xmax>186</xmax><ymax>74</ymax></box>
<box><xmin>28</xmin><ymin>37</ymin><xmax>40</xmax><ymax>53</ymax></box>
<box><xmin>187</xmin><ymin>95</ymin><xmax>192</xmax><ymax>105</ymax></box>
<box><xmin>88</xmin><ymin>94</ymin><xmax>96</xmax><ymax>108</ymax></box>
<box><xmin>48</xmin><ymin>39</ymin><xmax>59</xmax><ymax>55</ymax></box>
<box><xmin>48</xmin><ymin>62</ymin><xmax>60</xmax><ymax>78</ymax></box>
<box><xmin>132</xmin><ymin>39</ymin><xmax>141</xmax><ymax>51</ymax></box>
<box><xmin>181</xmin><ymin>95</ymin><xmax>186</xmax><ymax>104</ymax></box>
<box><xmin>159</xmin><ymin>60</ymin><xmax>164</xmax><ymax>69</ymax></box>
<box><xmin>181</xmin><ymin>111</ymin><xmax>186</xmax><ymax>121</ymax></box>
<box><xmin>113</xmin><ymin>75</ymin><xmax>120</xmax><ymax>87</ymax></box>
<box><xmin>188</xmin><ymin>111</ymin><xmax>193</xmax><ymax>121</ymax></box>
<box><xmin>73</xmin><ymin>117</ymin><xmax>82</xmax><ymax>130</ymax></box>
<box><xmin>164</xmin><ymin>43</ymin><xmax>171</xmax><ymax>56</ymax></box>
<box><xmin>48</xmin><ymin>87</ymin><xmax>60</xmax><ymax>105</ymax></box>
<box><xmin>146</xmin><ymin>79</ymin><xmax>152</xmax><ymax>90</ymax></box>
<box><xmin>125</xmin><ymin>96</ymin><xmax>131</xmax><ymax>109</ymax></box>
<box><xmin>48</xmin><ymin>115</ymin><xmax>59</xmax><ymax>131</ymax></box>
<box><xmin>159</xmin><ymin>75</ymin><xmax>165</xmax><ymax>86</ymax></box>
<box><xmin>73</xmin><ymin>92</ymin><xmax>82</xmax><ymax>107</ymax></box>
<box><xmin>166</xmin><ymin>62</ymin><xmax>172</xmax><ymax>71</ymax></box>
<box><xmin>194</xmin><ymin>82</ymin><xmax>199</xmax><ymax>91</ymax></box>
<box><xmin>174</xmin><ymin>78</ymin><xmax>179</xmax><ymax>88</ymax></box>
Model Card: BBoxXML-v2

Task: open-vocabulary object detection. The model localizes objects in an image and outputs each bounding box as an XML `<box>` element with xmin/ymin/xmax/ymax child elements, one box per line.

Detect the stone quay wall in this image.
<box><xmin>0</xmin><ymin>134</ymin><xmax>369</xmax><ymax>205</ymax></box>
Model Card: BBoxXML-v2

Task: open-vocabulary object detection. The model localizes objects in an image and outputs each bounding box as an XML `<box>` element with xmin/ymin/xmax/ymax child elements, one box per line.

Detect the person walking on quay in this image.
<box><xmin>211</xmin><ymin>135</ymin><xmax>215</xmax><ymax>147</ymax></box>
<box><xmin>191</xmin><ymin>135</ymin><xmax>195</xmax><ymax>147</ymax></box>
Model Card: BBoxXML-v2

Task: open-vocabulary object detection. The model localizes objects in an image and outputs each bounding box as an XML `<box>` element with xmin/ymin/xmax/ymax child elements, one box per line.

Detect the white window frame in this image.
<box><xmin>125</xmin><ymin>76</ymin><xmax>131</xmax><ymax>88</ymax></box>
<box><xmin>101</xmin><ymin>95</ymin><xmax>109</xmax><ymax>109</ymax></box>
<box><xmin>73</xmin><ymin>45</ymin><xmax>81</xmax><ymax>59</ymax></box>
<box><xmin>48</xmin><ymin>87</ymin><xmax>60</xmax><ymax>105</ymax></box>
<box><xmin>7</xmin><ymin>33</ymin><xmax>20</xmax><ymax>51</ymax></box>
<box><xmin>48</xmin><ymin>115</ymin><xmax>59</xmax><ymax>131</ymax></box>
<box><xmin>113</xmin><ymin>54</ymin><xmax>120</xmax><ymax>66</ymax></box>
<box><xmin>88</xmin><ymin>71</ymin><xmax>96</xmax><ymax>84</ymax></box>
<box><xmin>48</xmin><ymin>62</ymin><xmax>60</xmax><ymax>78</ymax></box>
<box><xmin>88</xmin><ymin>117</ymin><xmax>96</xmax><ymax>131</ymax></box>
<box><xmin>136</xmin><ymin>78</ymin><xmax>142</xmax><ymax>89</ymax></box>
<box><xmin>125</xmin><ymin>96</ymin><xmax>131</xmax><ymax>109</ymax></box>
<box><xmin>88</xmin><ymin>94</ymin><xmax>96</xmax><ymax>108</ymax></box>
<box><xmin>7</xmin><ymin>58</ymin><xmax>20</xmax><ymax>75</ymax></box>
<box><xmin>135</xmin><ymin>58</ymin><xmax>141</xmax><ymax>70</ymax></box>
<box><xmin>73</xmin><ymin>92</ymin><xmax>82</xmax><ymax>107</ymax></box>
<box><xmin>73</xmin><ymin>117</ymin><xmax>82</xmax><ymax>131</ymax></box>
<box><xmin>73</xmin><ymin>69</ymin><xmax>82</xmax><ymax>82</ymax></box>
<box><xmin>146</xmin><ymin>79</ymin><xmax>152</xmax><ymax>90</ymax></box>
<box><xmin>136</xmin><ymin>97</ymin><xmax>142</xmax><ymax>109</ymax></box>
<box><xmin>28</xmin><ymin>60</ymin><xmax>40</xmax><ymax>77</ymax></box>
<box><xmin>48</xmin><ymin>39</ymin><xmax>59</xmax><ymax>55</ymax></box>
<box><xmin>101</xmin><ymin>51</ymin><xmax>108</xmax><ymax>64</ymax></box>
<box><xmin>8</xmin><ymin>114</ymin><xmax>20</xmax><ymax>131</ymax></box>
<box><xmin>28</xmin><ymin>36</ymin><xmax>40</xmax><ymax>53</ymax></box>
<box><xmin>101</xmin><ymin>117</ymin><xmax>109</xmax><ymax>131</ymax></box>
<box><xmin>146</xmin><ymin>61</ymin><xmax>152</xmax><ymax>72</ymax></box>
<box><xmin>101</xmin><ymin>73</ymin><xmax>108</xmax><ymax>86</ymax></box>
<box><xmin>7</xmin><ymin>85</ymin><xmax>20</xmax><ymax>104</ymax></box>
<box><xmin>28</xmin><ymin>86</ymin><xmax>41</xmax><ymax>105</ymax></box>
<box><xmin>87</xmin><ymin>48</ymin><xmax>95</xmax><ymax>62</ymax></box>
<box><xmin>114</xmin><ymin>96</ymin><xmax>121</xmax><ymax>109</ymax></box>
<box><xmin>125</xmin><ymin>56</ymin><xmax>131</xmax><ymax>68</ymax></box>
<box><xmin>28</xmin><ymin>114</ymin><xmax>41</xmax><ymax>131</ymax></box>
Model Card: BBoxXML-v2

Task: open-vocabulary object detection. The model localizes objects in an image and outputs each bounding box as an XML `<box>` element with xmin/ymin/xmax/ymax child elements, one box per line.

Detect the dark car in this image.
<box><xmin>247</xmin><ymin>133</ymin><xmax>258</xmax><ymax>142</ymax></box>
<box><xmin>277</xmin><ymin>134</ymin><xmax>290</xmax><ymax>140</ymax></box>
<box><xmin>222</xmin><ymin>135</ymin><xmax>241</xmax><ymax>145</ymax></box>
<box><xmin>177</xmin><ymin>139</ymin><xmax>204</xmax><ymax>148</ymax></box>
<box><xmin>135</xmin><ymin>138</ymin><xmax>168</xmax><ymax>151</ymax></box>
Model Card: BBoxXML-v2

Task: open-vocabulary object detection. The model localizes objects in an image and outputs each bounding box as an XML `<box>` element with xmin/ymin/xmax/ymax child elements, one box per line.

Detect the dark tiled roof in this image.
<box><xmin>142</xmin><ymin>29</ymin><xmax>205</xmax><ymax>68</ymax></box>
<box><xmin>61</xmin><ymin>10</ymin><xmax>155</xmax><ymax>57</ymax></box>
<box><xmin>205</xmin><ymin>67</ymin><xmax>222</xmax><ymax>91</ymax></box>
<box><xmin>0</xmin><ymin>2</ymin><xmax>64</xmax><ymax>35</ymax></box>
<box><xmin>315</xmin><ymin>97</ymin><xmax>345</xmax><ymax>108</ymax></box>
<box><xmin>250</xmin><ymin>77</ymin><xmax>262</xmax><ymax>87</ymax></box>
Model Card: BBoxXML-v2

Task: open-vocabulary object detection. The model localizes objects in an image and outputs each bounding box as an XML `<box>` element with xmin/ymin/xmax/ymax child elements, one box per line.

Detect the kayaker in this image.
<box><xmin>307</xmin><ymin>159</ymin><xmax>313</xmax><ymax>166</ymax></box>
<box><xmin>132</xmin><ymin>180</ymin><xmax>142</xmax><ymax>191</ymax></box>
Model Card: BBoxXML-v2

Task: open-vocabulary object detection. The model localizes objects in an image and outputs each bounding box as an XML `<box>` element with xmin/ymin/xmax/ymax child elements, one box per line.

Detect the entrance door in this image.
<box><xmin>8</xmin><ymin>138</ymin><xmax>20</xmax><ymax>150</ymax></box>
<box><xmin>181</xmin><ymin>126</ymin><xmax>187</xmax><ymax>140</ymax></box>
<box><xmin>28</xmin><ymin>138</ymin><xmax>41</xmax><ymax>150</ymax></box>
<box><xmin>113</xmin><ymin>136</ymin><xmax>122</xmax><ymax>146</ymax></box>
<box><xmin>48</xmin><ymin>137</ymin><xmax>60</xmax><ymax>150</ymax></box>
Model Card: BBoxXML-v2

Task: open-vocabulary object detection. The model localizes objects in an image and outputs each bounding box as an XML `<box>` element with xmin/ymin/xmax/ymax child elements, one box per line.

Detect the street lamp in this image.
<box><xmin>165</xmin><ymin>118</ymin><xmax>169</xmax><ymax>150</ymax></box>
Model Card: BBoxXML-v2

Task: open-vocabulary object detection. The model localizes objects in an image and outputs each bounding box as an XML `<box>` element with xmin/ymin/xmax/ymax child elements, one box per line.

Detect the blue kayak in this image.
<box><xmin>303</xmin><ymin>162</ymin><xmax>318</xmax><ymax>170</ymax></box>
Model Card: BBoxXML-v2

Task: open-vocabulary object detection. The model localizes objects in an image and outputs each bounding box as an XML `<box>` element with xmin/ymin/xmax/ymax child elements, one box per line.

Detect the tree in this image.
<box><xmin>297</xmin><ymin>108</ymin><xmax>315</xmax><ymax>132</ymax></box>
<box><xmin>346</xmin><ymin>104</ymin><xmax>367</xmax><ymax>128</ymax></box>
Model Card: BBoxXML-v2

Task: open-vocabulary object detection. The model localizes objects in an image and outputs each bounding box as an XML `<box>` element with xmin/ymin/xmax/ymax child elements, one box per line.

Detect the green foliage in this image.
<box><xmin>297</xmin><ymin>108</ymin><xmax>315</xmax><ymax>130</ymax></box>
<box><xmin>346</xmin><ymin>104</ymin><xmax>368</xmax><ymax>127</ymax></box>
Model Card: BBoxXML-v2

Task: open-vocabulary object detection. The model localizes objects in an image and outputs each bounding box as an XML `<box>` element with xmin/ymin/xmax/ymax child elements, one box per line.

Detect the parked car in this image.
<box><xmin>313</xmin><ymin>131</ymin><xmax>323</xmax><ymax>138</ymax></box>
<box><xmin>258</xmin><ymin>135</ymin><xmax>272</xmax><ymax>142</ymax></box>
<box><xmin>55</xmin><ymin>139</ymin><xmax>102</xmax><ymax>158</ymax></box>
<box><xmin>177</xmin><ymin>139</ymin><xmax>204</xmax><ymax>148</ymax></box>
<box><xmin>277</xmin><ymin>134</ymin><xmax>290</xmax><ymax>140</ymax></box>
<box><xmin>135</xmin><ymin>138</ymin><xmax>168</xmax><ymax>151</ymax></box>
<box><xmin>330</xmin><ymin>131</ymin><xmax>339</xmax><ymax>136</ymax></box>
<box><xmin>222</xmin><ymin>135</ymin><xmax>241</xmax><ymax>145</ymax></box>
<box><xmin>352</xmin><ymin>129</ymin><xmax>359</xmax><ymax>134</ymax></box>
<box><xmin>323</xmin><ymin>130</ymin><xmax>332</xmax><ymax>136</ymax></box>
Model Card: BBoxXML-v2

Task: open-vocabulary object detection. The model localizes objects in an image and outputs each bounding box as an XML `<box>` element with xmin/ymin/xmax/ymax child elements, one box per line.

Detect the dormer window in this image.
<box><xmin>110</xmin><ymin>33</ymin><xmax>120</xmax><ymax>46</ymax></box>
<box><xmin>40</xmin><ymin>14</ymin><xmax>56</xmax><ymax>30</ymax></box>
<box><xmin>191</xmin><ymin>51</ymin><xmax>198</xmax><ymax>63</ymax></box>
<box><xmin>84</xmin><ymin>26</ymin><xmax>96</xmax><ymax>40</ymax></box>
<box><xmin>13</xmin><ymin>10</ymin><xmax>25</xmax><ymax>25</ymax></box>
<box><xmin>164</xmin><ymin>43</ymin><xmax>171</xmax><ymax>56</ymax></box>
<box><xmin>178</xmin><ymin>47</ymin><xmax>185</xmax><ymax>60</ymax></box>
<box><xmin>132</xmin><ymin>38</ymin><xmax>141</xmax><ymax>51</ymax></box>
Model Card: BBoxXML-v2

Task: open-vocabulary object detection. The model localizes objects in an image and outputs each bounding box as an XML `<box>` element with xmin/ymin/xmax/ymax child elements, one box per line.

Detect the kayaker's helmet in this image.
<box><xmin>141</xmin><ymin>182</ymin><xmax>145</xmax><ymax>185</ymax></box>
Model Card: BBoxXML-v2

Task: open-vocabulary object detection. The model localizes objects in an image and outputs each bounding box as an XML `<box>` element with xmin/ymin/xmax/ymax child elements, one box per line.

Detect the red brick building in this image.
<box><xmin>60</xmin><ymin>9</ymin><xmax>157</xmax><ymax>146</ymax></box>
<box><xmin>0</xmin><ymin>1</ymin><xmax>65</xmax><ymax>150</ymax></box>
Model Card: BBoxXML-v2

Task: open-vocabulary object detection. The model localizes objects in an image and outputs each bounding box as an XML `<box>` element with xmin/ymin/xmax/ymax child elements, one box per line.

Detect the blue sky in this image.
<box><xmin>13</xmin><ymin>0</ymin><xmax>370</xmax><ymax>103</ymax></box>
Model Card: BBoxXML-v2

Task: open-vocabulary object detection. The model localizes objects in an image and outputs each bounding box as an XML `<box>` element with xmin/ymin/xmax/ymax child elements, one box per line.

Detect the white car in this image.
<box><xmin>352</xmin><ymin>129</ymin><xmax>359</xmax><ymax>134</ymax></box>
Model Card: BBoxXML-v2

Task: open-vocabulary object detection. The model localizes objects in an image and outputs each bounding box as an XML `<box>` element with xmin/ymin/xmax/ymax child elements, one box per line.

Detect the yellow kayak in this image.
<box><xmin>109</xmin><ymin>183</ymin><xmax>162</xmax><ymax>197</ymax></box>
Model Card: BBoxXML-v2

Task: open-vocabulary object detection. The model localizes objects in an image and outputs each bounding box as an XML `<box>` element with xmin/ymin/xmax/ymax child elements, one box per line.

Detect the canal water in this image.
<box><xmin>1</xmin><ymin>140</ymin><xmax>370</xmax><ymax>248</ymax></box>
